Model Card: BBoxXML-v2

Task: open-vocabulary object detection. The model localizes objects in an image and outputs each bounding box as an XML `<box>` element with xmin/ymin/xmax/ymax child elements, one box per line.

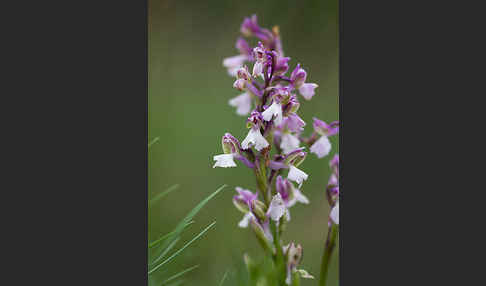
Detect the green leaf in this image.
<box><xmin>162</xmin><ymin>265</ymin><xmax>199</xmax><ymax>285</ymax></box>
<box><xmin>149</xmin><ymin>221</ymin><xmax>216</xmax><ymax>275</ymax></box>
<box><xmin>151</xmin><ymin>185</ymin><xmax>225</xmax><ymax>264</ymax></box>
<box><xmin>149</xmin><ymin>184</ymin><xmax>180</xmax><ymax>207</ymax></box>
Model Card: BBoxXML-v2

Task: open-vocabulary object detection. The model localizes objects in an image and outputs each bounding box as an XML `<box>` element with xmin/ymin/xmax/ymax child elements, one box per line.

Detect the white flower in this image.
<box><xmin>212</xmin><ymin>154</ymin><xmax>237</xmax><ymax>168</ymax></box>
<box><xmin>280</xmin><ymin>133</ymin><xmax>300</xmax><ymax>154</ymax></box>
<box><xmin>287</xmin><ymin>165</ymin><xmax>308</xmax><ymax>186</ymax></box>
<box><xmin>228</xmin><ymin>92</ymin><xmax>252</xmax><ymax>116</ymax></box>
<box><xmin>296</xmin><ymin>269</ymin><xmax>314</xmax><ymax>279</ymax></box>
<box><xmin>310</xmin><ymin>135</ymin><xmax>331</xmax><ymax>158</ymax></box>
<box><xmin>287</xmin><ymin>188</ymin><xmax>309</xmax><ymax>207</ymax></box>
<box><xmin>241</xmin><ymin>128</ymin><xmax>269</xmax><ymax>151</ymax></box>
<box><xmin>262</xmin><ymin>101</ymin><xmax>283</xmax><ymax>126</ymax></box>
<box><xmin>298</xmin><ymin>83</ymin><xmax>318</xmax><ymax>100</ymax></box>
<box><xmin>330</xmin><ymin>201</ymin><xmax>339</xmax><ymax>225</ymax></box>
<box><xmin>238</xmin><ymin>212</ymin><xmax>254</xmax><ymax>228</ymax></box>
<box><xmin>267</xmin><ymin>193</ymin><xmax>286</xmax><ymax>221</ymax></box>
<box><xmin>252</xmin><ymin>61</ymin><xmax>264</xmax><ymax>78</ymax></box>
<box><xmin>223</xmin><ymin>55</ymin><xmax>247</xmax><ymax>76</ymax></box>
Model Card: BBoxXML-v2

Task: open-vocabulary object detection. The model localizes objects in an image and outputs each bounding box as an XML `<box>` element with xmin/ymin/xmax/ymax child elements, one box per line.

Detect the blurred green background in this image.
<box><xmin>149</xmin><ymin>0</ymin><xmax>339</xmax><ymax>285</ymax></box>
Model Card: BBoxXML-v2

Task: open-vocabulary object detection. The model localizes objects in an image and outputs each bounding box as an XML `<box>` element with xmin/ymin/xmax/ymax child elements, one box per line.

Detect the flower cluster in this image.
<box><xmin>214</xmin><ymin>14</ymin><xmax>339</xmax><ymax>285</ymax></box>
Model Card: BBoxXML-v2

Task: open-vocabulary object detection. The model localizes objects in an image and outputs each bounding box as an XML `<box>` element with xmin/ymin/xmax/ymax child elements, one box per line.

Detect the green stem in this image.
<box><xmin>271</xmin><ymin>221</ymin><xmax>287</xmax><ymax>286</ymax></box>
<box><xmin>319</xmin><ymin>223</ymin><xmax>338</xmax><ymax>286</ymax></box>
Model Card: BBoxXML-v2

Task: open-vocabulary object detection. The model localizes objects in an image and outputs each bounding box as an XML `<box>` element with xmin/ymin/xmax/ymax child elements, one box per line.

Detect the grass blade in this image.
<box><xmin>218</xmin><ymin>269</ymin><xmax>229</xmax><ymax>286</ymax></box>
<box><xmin>162</xmin><ymin>265</ymin><xmax>199</xmax><ymax>285</ymax></box>
<box><xmin>148</xmin><ymin>137</ymin><xmax>160</xmax><ymax>148</ymax></box>
<box><xmin>153</xmin><ymin>185</ymin><xmax>225</xmax><ymax>261</ymax></box>
<box><xmin>149</xmin><ymin>221</ymin><xmax>194</xmax><ymax>248</ymax></box>
<box><xmin>149</xmin><ymin>184</ymin><xmax>180</xmax><ymax>207</ymax></box>
<box><xmin>154</xmin><ymin>237</ymin><xmax>179</xmax><ymax>264</ymax></box>
<box><xmin>149</xmin><ymin>221</ymin><xmax>216</xmax><ymax>275</ymax></box>
<box><xmin>166</xmin><ymin>280</ymin><xmax>185</xmax><ymax>286</ymax></box>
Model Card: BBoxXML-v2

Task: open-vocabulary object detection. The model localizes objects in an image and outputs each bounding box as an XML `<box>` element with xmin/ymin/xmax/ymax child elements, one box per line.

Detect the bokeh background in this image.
<box><xmin>149</xmin><ymin>0</ymin><xmax>339</xmax><ymax>285</ymax></box>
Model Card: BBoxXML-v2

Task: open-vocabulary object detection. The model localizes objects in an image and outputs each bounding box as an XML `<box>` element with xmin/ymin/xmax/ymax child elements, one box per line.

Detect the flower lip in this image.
<box><xmin>280</xmin><ymin>133</ymin><xmax>300</xmax><ymax>155</ymax></box>
<box><xmin>213</xmin><ymin>153</ymin><xmax>237</xmax><ymax>168</ymax></box>
<box><xmin>310</xmin><ymin>135</ymin><xmax>331</xmax><ymax>159</ymax></box>
<box><xmin>287</xmin><ymin>165</ymin><xmax>308</xmax><ymax>186</ymax></box>
<box><xmin>267</xmin><ymin>193</ymin><xmax>287</xmax><ymax>221</ymax></box>
<box><xmin>228</xmin><ymin>92</ymin><xmax>252</xmax><ymax>116</ymax></box>
<box><xmin>241</xmin><ymin>127</ymin><xmax>269</xmax><ymax>151</ymax></box>
<box><xmin>262</xmin><ymin>100</ymin><xmax>283</xmax><ymax>126</ymax></box>
<box><xmin>298</xmin><ymin>83</ymin><xmax>318</xmax><ymax>100</ymax></box>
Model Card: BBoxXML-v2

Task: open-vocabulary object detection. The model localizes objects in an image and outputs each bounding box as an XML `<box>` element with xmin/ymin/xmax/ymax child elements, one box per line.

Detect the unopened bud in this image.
<box><xmin>251</xmin><ymin>200</ymin><xmax>267</xmax><ymax>221</ymax></box>
<box><xmin>233</xmin><ymin>197</ymin><xmax>249</xmax><ymax>213</ymax></box>
<box><xmin>233</xmin><ymin>78</ymin><xmax>246</xmax><ymax>91</ymax></box>
<box><xmin>222</xmin><ymin>133</ymin><xmax>241</xmax><ymax>154</ymax></box>
<box><xmin>236</xmin><ymin>66</ymin><xmax>251</xmax><ymax>80</ymax></box>
<box><xmin>291</xmin><ymin>64</ymin><xmax>307</xmax><ymax>88</ymax></box>
<box><xmin>250</xmin><ymin>220</ymin><xmax>275</xmax><ymax>254</ymax></box>
<box><xmin>313</xmin><ymin>118</ymin><xmax>339</xmax><ymax>137</ymax></box>
<box><xmin>284</xmin><ymin>148</ymin><xmax>307</xmax><ymax>167</ymax></box>
<box><xmin>285</xmin><ymin>242</ymin><xmax>303</xmax><ymax>270</ymax></box>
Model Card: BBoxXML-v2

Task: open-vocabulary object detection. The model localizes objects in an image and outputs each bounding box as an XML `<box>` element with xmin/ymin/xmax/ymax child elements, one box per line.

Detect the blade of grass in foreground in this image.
<box><xmin>149</xmin><ymin>184</ymin><xmax>180</xmax><ymax>207</ymax></box>
<box><xmin>218</xmin><ymin>269</ymin><xmax>229</xmax><ymax>286</ymax></box>
<box><xmin>166</xmin><ymin>280</ymin><xmax>185</xmax><ymax>286</ymax></box>
<box><xmin>154</xmin><ymin>237</ymin><xmax>179</xmax><ymax>265</ymax></box>
<box><xmin>152</xmin><ymin>185</ymin><xmax>225</xmax><ymax>264</ymax></box>
<box><xmin>161</xmin><ymin>265</ymin><xmax>199</xmax><ymax>285</ymax></box>
<box><xmin>149</xmin><ymin>221</ymin><xmax>194</xmax><ymax>248</ymax></box>
<box><xmin>148</xmin><ymin>137</ymin><xmax>160</xmax><ymax>148</ymax></box>
<box><xmin>149</xmin><ymin>221</ymin><xmax>216</xmax><ymax>275</ymax></box>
